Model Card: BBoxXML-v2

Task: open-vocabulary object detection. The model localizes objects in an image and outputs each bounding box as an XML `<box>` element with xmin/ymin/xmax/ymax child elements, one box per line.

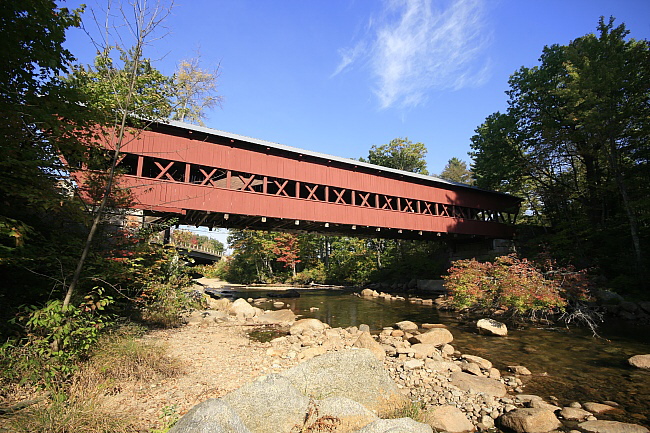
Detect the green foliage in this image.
<box><xmin>361</xmin><ymin>137</ymin><xmax>429</xmax><ymax>174</ymax></box>
<box><xmin>438</xmin><ymin>157</ymin><xmax>473</xmax><ymax>184</ymax></box>
<box><xmin>443</xmin><ymin>255</ymin><xmax>567</xmax><ymax>316</ymax></box>
<box><xmin>470</xmin><ymin>18</ymin><xmax>650</xmax><ymax>288</ymax></box>
<box><xmin>171</xmin><ymin>55</ymin><xmax>223</xmax><ymax>125</ymax></box>
<box><xmin>2</xmin><ymin>289</ymin><xmax>113</xmax><ymax>385</ymax></box>
<box><xmin>171</xmin><ymin>229</ymin><xmax>225</xmax><ymax>253</ymax></box>
<box><xmin>70</xmin><ymin>48</ymin><xmax>174</xmax><ymax>122</ymax></box>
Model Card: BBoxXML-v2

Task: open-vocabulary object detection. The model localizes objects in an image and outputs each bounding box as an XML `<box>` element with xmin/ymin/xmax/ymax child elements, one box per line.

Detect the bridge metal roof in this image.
<box><xmin>160</xmin><ymin>119</ymin><xmax>517</xmax><ymax>201</ymax></box>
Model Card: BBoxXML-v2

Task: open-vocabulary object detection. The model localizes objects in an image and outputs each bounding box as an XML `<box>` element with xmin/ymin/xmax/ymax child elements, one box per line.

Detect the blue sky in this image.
<box><xmin>59</xmin><ymin>0</ymin><xmax>650</xmax><ymax>246</ymax></box>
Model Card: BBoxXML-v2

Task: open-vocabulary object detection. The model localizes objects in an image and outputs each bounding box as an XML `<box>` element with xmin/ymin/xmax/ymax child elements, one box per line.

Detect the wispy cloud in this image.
<box><xmin>334</xmin><ymin>0</ymin><xmax>491</xmax><ymax>109</ymax></box>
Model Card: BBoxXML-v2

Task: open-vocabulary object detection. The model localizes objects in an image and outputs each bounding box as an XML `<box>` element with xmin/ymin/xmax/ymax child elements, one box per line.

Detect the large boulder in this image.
<box><xmin>289</xmin><ymin>318</ymin><xmax>327</xmax><ymax>335</ymax></box>
<box><xmin>583</xmin><ymin>402</ymin><xmax>621</xmax><ymax>414</ymax></box>
<box><xmin>221</xmin><ymin>374</ymin><xmax>309</xmax><ymax>433</ymax></box>
<box><xmin>559</xmin><ymin>406</ymin><xmax>592</xmax><ymax>421</ymax></box>
<box><xmin>476</xmin><ymin>318</ymin><xmax>508</xmax><ymax>336</ymax></box>
<box><xmin>628</xmin><ymin>354</ymin><xmax>650</xmax><ymax>369</ymax></box>
<box><xmin>462</xmin><ymin>354</ymin><xmax>492</xmax><ymax>370</ymax></box>
<box><xmin>450</xmin><ymin>372</ymin><xmax>507</xmax><ymax>397</ymax></box>
<box><xmin>168</xmin><ymin>399</ymin><xmax>251</xmax><ymax>433</ymax></box>
<box><xmin>411</xmin><ymin>343</ymin><xmax>438</xmax><ymax>359</ymax></box>
<box><xmin>355</xmin><ymin>417</ymin><xmax>433</xmax><ymax>433</ymax></box>
<box><xmin>395</xmin><ymin>320</ymin><xmax>419</xmax><ymax>333</ymax></box>
<box><xmin>424</xmin><ymin>405</ymin><xmax>475</xmax><ymax>433</ymax></box>
<box><xmin>498</xmin><ymin>408</ymin><xmax>562</xmax><ymax>433</ymax></box>
<box><xmin>256</xmin><ymin>309</ymin><xmax>296</xmax><ymax>325</ymax></box>
<box><xmin>353</xmin><ymin>331</ymin><xmax>386</xmax><ymax>360</ymax></box>
<box><xmin>229</xmin><ymin>298</ymin><xmax>262</xmax><ymax>319</ymax></box>
<box><xmin>409</xmin><ymin>328</ymin><xmax>454</xmax><ymax>346</ymax></box>
<box><xmin>280</xmin><ymin>349</ymin><xmax>408</xmax><ymax>415</ymax></box>
<box><xmin>316</xmin><ymin>397</ymin><xmax>378</xmax><ymax>432</ymax></box>
<box><xmin>579</xmin><ymin>420</ymin><xmax>650</xmax><ymax>433</ymax></box>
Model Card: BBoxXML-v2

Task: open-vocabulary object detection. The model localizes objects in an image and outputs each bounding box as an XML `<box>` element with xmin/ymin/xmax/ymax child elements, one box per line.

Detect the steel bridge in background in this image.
<box><xmin>107</xmin><ymin>120</ymin><xmax>520</xmax><ymax>241</ymax></box>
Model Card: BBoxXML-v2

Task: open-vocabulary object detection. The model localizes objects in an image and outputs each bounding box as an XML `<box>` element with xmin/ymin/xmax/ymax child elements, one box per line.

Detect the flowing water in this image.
<box><xmin>218</xmin><ymin>287</ymin><xmax>650</xmax><ymax>424</ymax></box>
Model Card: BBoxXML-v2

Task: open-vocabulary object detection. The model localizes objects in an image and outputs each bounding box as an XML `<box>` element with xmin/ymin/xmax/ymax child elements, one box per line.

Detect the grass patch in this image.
<box><xmin>1</xmin><ymin>323</ymin><xmax>183</xmax><ymax>433</ymax></box>
<box><xmin>383</xmin><ymin>400</ymin><xmax>424</xmax><ymax>422</ymax></box>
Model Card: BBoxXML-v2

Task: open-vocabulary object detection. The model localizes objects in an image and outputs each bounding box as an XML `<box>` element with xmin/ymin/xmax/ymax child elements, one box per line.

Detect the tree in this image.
<box><xmin>362</xmin><ymin>137</ymin><xmax>429</xmax><ymax>174</ymax></box>
<box><xmin>171</xmin><ymin>54</ymin><xmax>222</xmax><ymax>125</ymax></box>
<box><xmin>273</xmin><ymin>233</ymin><xmax>301</xmax><ymax>277</ymax></box>
<box><xmin>0</xmin><ymin>1</ymin><xmax>86</xmax><ymax>248</ymax></box>
<box><xmin>439</xmin><ymin>157</ymin><xmax>473</xmax><ymax>184</ymax></box>
<box><xmin>471</xmin><ymin>17</ymin><xmax>650</xmax><ymax>285</ymax></box>
<box><xmin>63</xmin><ymin>0</ymin><xmax>175</xmax><ymax>308</ymax></box>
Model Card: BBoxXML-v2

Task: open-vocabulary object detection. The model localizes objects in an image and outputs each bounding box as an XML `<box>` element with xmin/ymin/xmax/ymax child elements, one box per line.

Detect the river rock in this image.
<box><xmin>463</xmin><ymin>354</ymin><xmax>493</xmax><ymax>370</ymax></box>
<box><xmin>289</xmin><ymin>318</ymin><xmax>327</xmax><ymax>335</ymax></box>
<box><xmin>395</xmin><ymin>320</ymin><xmax>419</xmax><ymax>333</ymax></box>
<box><xmin>583</xmin><ymin>402</ymin><xmax>620</xmax><ymax>414</ymax></box>
<box><xmin>359</xmin><ymin>324</ymin><xmax>371</xmax><ymax>333</ymax></box>
<box><xmin>404</xmin><ymin>359</ymin><xmax>425</xmax><ymax>370</ymax></box>
<box><xmin>353</xmin><ymin>331</ymin><xmax>386</xmax><ymax>360</ymax></box>
<box><xmin>409</xmin><ymin>328</ymin><xmax>454</xmax><ymax>346</ymax></box>
<box><xmin>229</xmin><ymin>298</ymin><xmax>262</xmax><ymax>319</ymax></box>
<box><xmin>579</xmin><ymin>420</ymin><xmax>650</xmax><ymax>433</ymax></box>
<box><xmin>498</xmin><ymin>408</ymin><xmax>562</xmax><ymax>433</ymax></box>
<box><xmin>509</xmin><ymin>365</ymin><xmax>532</xmax><ymax>375</ymax></box>
<box><xmin>355</xmin><ymin>417</ymin><xmax>433</xmax><ymax>433</ymax></box>
<box><xmin>425</xmin><ymin>359</ymin><xmax>462</xmax><ymax>373</ymax></box>
<box><xmin>316</xmin><ymin>396</ymin><xmax>378</xmax><ymax>432</ymax></box>
<box><xmin>280</xmin><ymin>349</ymin><xmax>408</xmax><ymax>415</ymax></box>
<box><xmin>476</xmin><ymin>318</ymin><xmax>508</xmax><ymax>336</ymax></box>
<box><xmin>221</xmin><ymin>374</ymin><xmax>309</xmax><ymax>433</ymax></box>
<box><xmin>361</xmin><ymin>288</ymin><xmax>375</xmax><ymax>297</ymax></box>
<box><xmin>628</xmin><ymin>354</ymin><xmax>650</xmax><ymax>369</ymax></box>
<box><xmin>450</xmin><ymin>371</ymin><xmax>507</xmax><ymax>397</ymax></box>
<box><xmin>168</xmin><ymin>399</ymin><xmax>251</xmax><ymax>433</ymax></box>
<box><xmin>460</xmin><ymin>361</ymin><xmax>482</xmax><ymax>376</ymax></box>
<box><xmin>411</xmin><ymin>343</ymin><xmax>438</xmax><ymax>359</ymax></box>
<box><xmin>256</xmin><ymin>309</ymin><xmax>296</xmax><ymax>325</ymax></box>
<box><xmin>208</xmin><ymin>297</ymin><xmax>232</xmax><ymax>311</ymax></box>
<box><xmin>424</xmin><ymin>405</ymin><xmax>475</xmax><ymax>432</ymax></box>
<box><xmin>560</xmin><ymin>406</ymin><xmax>592</xmax><ymax>421</ymax></box>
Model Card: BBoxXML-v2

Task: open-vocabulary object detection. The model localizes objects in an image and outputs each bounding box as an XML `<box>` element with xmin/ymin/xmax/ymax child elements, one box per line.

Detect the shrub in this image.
<box><xmin>443</xmin><ymin>254</ymin><xmax>567</xmax><ymax>317</ymax></box>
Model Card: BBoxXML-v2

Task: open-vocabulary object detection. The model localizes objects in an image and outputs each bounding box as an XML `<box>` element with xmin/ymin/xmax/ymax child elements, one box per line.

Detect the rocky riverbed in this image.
<box><xmin>170</xmin><ymin>288</ymin><xmax>650</xmax><ymax>433</ymax></box>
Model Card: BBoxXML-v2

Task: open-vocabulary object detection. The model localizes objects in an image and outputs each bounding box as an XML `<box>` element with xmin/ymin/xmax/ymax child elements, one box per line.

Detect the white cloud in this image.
<box><xmin>334</xmin><ymin>0</ymin><xmax>491</xmax><ymax>109</ymax></box>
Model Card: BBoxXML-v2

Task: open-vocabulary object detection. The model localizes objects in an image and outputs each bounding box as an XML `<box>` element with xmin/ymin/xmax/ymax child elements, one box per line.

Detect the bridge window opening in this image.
<box><xmin>376</xmin><ymin>194</ymin><xmax>397</xmax><ymax>210</ymax></box>
<box><xmin>329</xmin><ymin>188</ymin><xmax>351</xmax><ymax>205</ymax></box>
<box><xmin>301</xmin><ymin>183</ymin><xmax>325</xmax><ymax>201</ymax></box>
<box><xmin>189</xmin><ymin>164</ymin><xmax>227</xmax><ymax>187</ymax></box>
<box><xmin>266</xmin><ymin>176</ymin><xmax>296</xmax><ymax>197</ymax></box>
<box><xmin>229</xmin><ymin>171</ymin><xmax>265</xmax><ymax>192</ymax></box>
<box><xmin>142</xmin><ymin>157</ymin><xmax>185</xmax><ymax>182</ymax></box>
<box><xmin>118</xmin><ymin>153</ymin><xmax>139</xmax><ymax>176</ymax></box>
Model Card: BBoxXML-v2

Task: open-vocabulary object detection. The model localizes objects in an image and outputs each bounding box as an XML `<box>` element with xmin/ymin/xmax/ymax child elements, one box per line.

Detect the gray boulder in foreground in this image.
<box><xmin>579</xmin><ymin>420</ymin><xmax>650</xmax><ymax>433</ymax></box>
<box><xmin>168</xmin><ymin>399</ymin><xmax>251</xmax><ymax>433</ymax></box>
<box><xmin>317</xmin><ymin>397</ymin><xmax>378</xmax><ymax>432</ymax></box>
<box><xmin>221</xmin><ymin>374</ymin><xmax>309</xmax><ymax>433</ymax></box>
<box><xmin>354</xmin><ymin>417</ymin><xmax>433</xmax><ymax>433</ymax></box>
<box><xmin>281</xmin><ymin>349</ymin><xmax>408</xmax><ymax>416</ymax></box>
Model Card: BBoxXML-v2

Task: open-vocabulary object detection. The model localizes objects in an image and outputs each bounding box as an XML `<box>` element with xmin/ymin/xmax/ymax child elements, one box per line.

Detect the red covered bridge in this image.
<box><xmin>112</xmin><ymin>120</ymin><xmax>520</xmax><ymax>240</ymax></box>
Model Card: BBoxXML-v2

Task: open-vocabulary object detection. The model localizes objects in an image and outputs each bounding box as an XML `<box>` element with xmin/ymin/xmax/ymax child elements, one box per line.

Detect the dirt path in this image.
<box><xmin>119</xmin><ymin>323</ymin><xmax>300</xmax><ymax>431</ymax></box>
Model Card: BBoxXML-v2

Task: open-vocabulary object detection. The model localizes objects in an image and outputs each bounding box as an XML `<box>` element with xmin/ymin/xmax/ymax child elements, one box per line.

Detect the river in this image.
<box><xmin>218</xmin><ymin>287</ymin><xmax>650</xmax><ymax>424</ymax></box>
